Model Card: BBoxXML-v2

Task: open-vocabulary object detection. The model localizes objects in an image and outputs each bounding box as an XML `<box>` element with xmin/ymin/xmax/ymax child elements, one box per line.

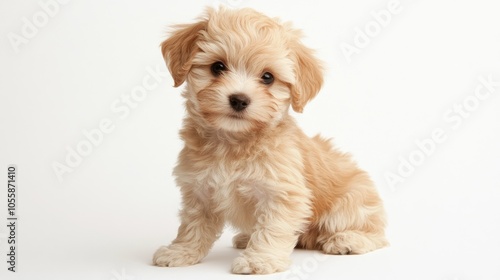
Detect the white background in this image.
<box><xmin>1</xmin><ymin>0</ymin><xmax>500</xmax><ymax>279</ymax></box>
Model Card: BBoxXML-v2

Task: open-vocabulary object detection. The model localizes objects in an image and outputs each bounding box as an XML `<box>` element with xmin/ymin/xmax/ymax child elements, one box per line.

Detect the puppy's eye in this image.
<box><xmin>261</xmin><ymin>72</ymin><xmax>274</xmax><ymax>85</ymax></box>
<box><xmin>211</xmin><ymin>61</ymin><xmax>227</xmax><ymax>76</ymax></box>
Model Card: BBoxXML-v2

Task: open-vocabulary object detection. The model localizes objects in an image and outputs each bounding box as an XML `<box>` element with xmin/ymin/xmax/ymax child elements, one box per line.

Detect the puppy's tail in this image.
<box><xmin>311</xmin><ymin>135</ymin><xmax>334</xmax><ymax>152</ymax></box>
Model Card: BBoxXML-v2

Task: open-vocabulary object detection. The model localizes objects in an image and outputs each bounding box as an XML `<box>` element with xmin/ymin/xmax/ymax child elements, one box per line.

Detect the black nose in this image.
<box><xmin>229</xmin><ymin>94</ymin><xmax>250</xmax><ymax>112</ymax></box>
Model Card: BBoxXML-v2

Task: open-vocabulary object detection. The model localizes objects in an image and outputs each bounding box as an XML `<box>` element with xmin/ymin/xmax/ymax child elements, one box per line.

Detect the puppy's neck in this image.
<box><xmin>180</xmin><ymin>114</ymin><xmax>295</xmax><ymax>152</ymax></box>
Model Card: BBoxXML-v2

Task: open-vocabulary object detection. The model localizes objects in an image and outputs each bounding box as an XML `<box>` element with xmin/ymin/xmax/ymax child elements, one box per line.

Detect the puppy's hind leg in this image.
<box><xmin>232</xmin><ymin>232</ymin><xmax>250</xmax><ymax>249</ymax></box>
<box><xmin>316</xmin><ymin>171</ymin><xmax>388</xmax><ymax>255</ymax></box>
<box><xmin>321</xmin><ymin>230</ymin><xmax>388</xmax><ymax>255</ymax></box>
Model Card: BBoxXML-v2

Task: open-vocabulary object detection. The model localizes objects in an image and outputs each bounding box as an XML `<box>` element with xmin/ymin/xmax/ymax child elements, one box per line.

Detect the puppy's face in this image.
<box><xmin>161</xmin><ymin>8</ymin><xmax>323</xmax><ymax>133</ymax></box>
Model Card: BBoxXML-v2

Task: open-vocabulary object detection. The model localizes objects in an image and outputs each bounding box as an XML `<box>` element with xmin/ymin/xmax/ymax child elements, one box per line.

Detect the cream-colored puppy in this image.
<box><xmin>153</xmin><ymin>7</ymin><xmax>388</xmax><ymax>274</ymax></box>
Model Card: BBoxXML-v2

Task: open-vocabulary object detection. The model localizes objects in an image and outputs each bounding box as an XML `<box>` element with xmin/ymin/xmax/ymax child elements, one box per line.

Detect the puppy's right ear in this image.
<box><xmin>161</xmin><ymin>20</ymin><xmax>207</xmax><ymax>87</ymax></box>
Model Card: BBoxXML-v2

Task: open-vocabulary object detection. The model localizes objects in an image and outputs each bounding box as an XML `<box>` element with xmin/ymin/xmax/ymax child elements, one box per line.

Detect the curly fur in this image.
<box><xmin>153</xmin><ymin>7</ymin><xmax>388</xmax><ymax>274</ymax></box>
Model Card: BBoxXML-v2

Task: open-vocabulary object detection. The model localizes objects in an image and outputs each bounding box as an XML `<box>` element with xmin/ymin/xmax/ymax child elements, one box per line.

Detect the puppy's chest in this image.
<box><xmin>197</xmin><ymin>155</ymin><xmax>256</xmax><ymax>187</ymax></box>
<box><xmin>190</xmin><ymin>147</ymin><xmax>268</xmax><ymax>203</ymax></box>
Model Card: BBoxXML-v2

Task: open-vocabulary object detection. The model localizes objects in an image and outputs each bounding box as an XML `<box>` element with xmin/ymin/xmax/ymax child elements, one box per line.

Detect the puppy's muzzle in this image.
<box><xmin>229</xmin><ymin>94</ymin><xmax>250</xmax><ymax>112</ymax></box>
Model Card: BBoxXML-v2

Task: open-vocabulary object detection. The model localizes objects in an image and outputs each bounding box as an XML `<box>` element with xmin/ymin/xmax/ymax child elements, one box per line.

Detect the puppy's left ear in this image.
<box><xmin>289</xmin><ymin>39</ymin><xmax>324</xmax><ymax>113</ymax></box>
<box><xmin>161</xmin><ymin>20</ymin><xmax>207</xmax><ymax>87</ymax></box>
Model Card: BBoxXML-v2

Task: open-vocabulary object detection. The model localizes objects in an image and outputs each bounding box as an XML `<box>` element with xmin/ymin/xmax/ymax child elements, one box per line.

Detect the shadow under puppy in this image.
<box><xmin>153</xmin><ymin>7</ymin><xmax>388</xmax><ymax>274</ymax></box>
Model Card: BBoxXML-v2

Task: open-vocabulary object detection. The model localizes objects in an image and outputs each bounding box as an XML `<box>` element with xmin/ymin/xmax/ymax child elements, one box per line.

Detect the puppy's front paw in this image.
<box><xmin>231</xmin><ymin>255</ymin><xmax>289</xmax><ymax>274</ymax></box>
<box><xmin>153</xmin><ymin>245</ymin><xmax>203</xmax><ymax>267</ymax></box>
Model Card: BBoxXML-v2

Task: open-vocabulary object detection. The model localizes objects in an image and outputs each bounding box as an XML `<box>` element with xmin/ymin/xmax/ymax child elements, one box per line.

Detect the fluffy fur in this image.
<box><xmin>153</xmin><ymin>7</ymin><xmax>388</xmax><ymax>274</ymax></box>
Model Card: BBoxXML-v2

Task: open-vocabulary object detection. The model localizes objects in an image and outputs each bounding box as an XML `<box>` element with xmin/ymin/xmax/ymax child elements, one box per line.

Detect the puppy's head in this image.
<box><xmin>161</xmin><ymin>7</ymin><xmax>323</xmax><ymax>132</ymax></box>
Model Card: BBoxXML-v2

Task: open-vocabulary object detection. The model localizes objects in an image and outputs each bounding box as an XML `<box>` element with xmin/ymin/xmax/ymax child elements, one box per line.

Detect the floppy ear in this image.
<box><xmin>289</xmin><ymin>40</ymin><xmax>324</xmax><ymax>113</ymax></box>
<box><xmin>160</xmin><ymin>20</ymin><xmax>207</xmax><ymax>87</ymax></box>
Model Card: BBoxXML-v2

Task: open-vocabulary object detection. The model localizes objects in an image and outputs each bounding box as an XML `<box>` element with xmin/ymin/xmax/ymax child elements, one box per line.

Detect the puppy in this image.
<box><xmin>153</xmin><ymin>7</ymin><xmax>388</xmax><ymax>274</ymax></box>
